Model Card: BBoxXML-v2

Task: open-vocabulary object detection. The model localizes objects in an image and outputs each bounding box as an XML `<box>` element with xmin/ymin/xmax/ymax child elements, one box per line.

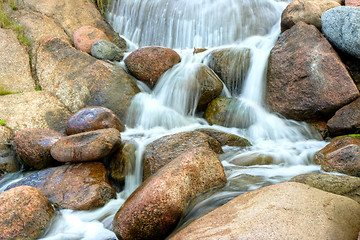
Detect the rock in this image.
<box><xmin>113</xmin><ymin>147</ymin><xmax>226</xmax><ymax>240</ymax></box>
<box><xmin>346</xmin><ymin>0</ymin><xmax>360</xmax><ymax>7</ymax></box>
<box><xmin>13</xmin><ymin>128</ymin><xmax>64</xmax><ymax>169</ymax></box>
<box><xmin>51</xmin><ymin>128</ymin><xmax>121</xmax><ymax>163</ymax></box>
<box><xmin>73</xmin><ymin>26</ymin><xmax>109</xmax><ymax>53</ymax></box>
<box><xmin>0</xmin><ymin>28</ymin><xmax>35</xmax><ymax>93</ymax></box>
<box><xmin>143</xmin><ymin>131</ymin><xmax>223</xmax><ymax>180</ymax></box>
<box><xmin>290</xmin><ymin>173</ymin><xmax>360</xmax><ymax>204</ymax></box>
<box><xmin>327</xmin><ymin>98</ymin><xmax>360</xmax><ymax>136</ymax></box>
<box><xmin>206</xmin><ymin>47</ymin><xmax>251</xmax><ymax>95</ymax></box>
<box><xmin>6</xmin><ymin>162</ymin><xmax>115</xmax><ymax>210</ymax></box>
<box><xmin>170</xmin><ymin>182</ymin><xmax>360</xmax><ymax>240</ymax></box>
<box><xmin>0</xmin><ymin>126</ymin><xmax>18</xmax><ymax>178</ymax></box>
<box><xmin>108</xmin><ymin>141</ymin><xmax>136</xmax><ymax>186</ymax></box>
<box><xmin>204</xmin><ymin>97</ymin><xmax>256</xmax><ymax>128</ymax></box>
<box><xmin>195</xmin><ymin>128</ymin><xmax>251</xmax><ymax>147</ymax></box>
<box><xmin>322</xmin><ymin>6</ymin><xmax>360</xmax><ymax>59</ymax></box>
<box><xmin>227</xmin><ymin>174</ymin><xmax>268</xmax><ymax>192</ymax></box>
<box><xmin>0</xmin><ymin>91</ymin><xmax>71</xmax><ymax>135</ymax></box>
<box><xmin>66</xmin><ymin>106</ymin><xmax>125</xmax><ymax>135</ymax></box>
<box><xmin>338</xmin><ymin>51</ymin><xmax>360</xmax><ymax>91</ymax></box>
<box><xmin>194</xmin><ymin>64</ymin><xmax>223</xmax><ymax>110</ymax></box>
<box><xmin>266</xmin><ymin>22</ymin><xmax>359</xmax><ymax>121</ymax></box>
<box><xmin>0</xmin><ymin>186</ymin><xmax>55</xmax><ymax>240</ymax></box>
<box><xmin>36</xmin><ymin>36</ymin><xmax>140</xmax><ymax>122</ymax></box>
<box><xmin>231</xmin><ymin>153</ymin><xmax>274</xmax><ymax>166</ymax></box>
<box><xmin>313</xmin><ymin>136</ymin><xmax>360</xmax><ymax>176</ymax></box>
<box><xmin>281</xmin><ymin>0</ymin><xmax>340</xmax><ymax>32</ymax></box>
<box><xmin>91</xmin><ymin>39</ymin><xmax>124</xmax><ymax>61</ymax></box>
<box><xmin>124</xmin><ymin>46</ymin><xmax>181</xmax><ymax>88</ymax></box>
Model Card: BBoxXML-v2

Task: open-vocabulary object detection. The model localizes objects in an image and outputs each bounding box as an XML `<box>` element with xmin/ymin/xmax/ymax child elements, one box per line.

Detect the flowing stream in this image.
<box><xmin>1</xmin><ymin>0</ymin><xmax>328</xmax><ymax>239</ymax></box>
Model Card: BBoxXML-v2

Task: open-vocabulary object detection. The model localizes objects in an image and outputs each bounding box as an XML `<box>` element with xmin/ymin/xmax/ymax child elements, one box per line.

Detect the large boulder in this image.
<box><xmin>13</xmin><ymin>128</ymin><xmax>64</xmax><ymax>169</ymax></box>
<box><xmin>73</xmin><ymin>25</ymin><xmax>109</xmax><ymax>54</ymax></box>
<box><xmin>266</xmin><ymin>22</ymin><xmax>359</xmax><ymax>121</ymax></box>
<box><xmin>51</xmin><ymin>128</ymin><xmax>121</xmax><ymax>163</ymax></box>
<box><xmin>0</xmin><ymin>91</ymin><xmax>71</xmax><ymax>134</ymax></box>
<box><xmin>290</xmin><ymin>173</ymin><xmax>360</xmax><ymax>204</ymax></box>
<box><xmin>113</xmin><ymin>147</ymin><xmax>227</xmax><ymax>240</ymax></box>
<box><xmin>281</xmin><ymin>0</ymin><xmax>340</xmax><ymax>32</ymax></box>
<box><xmin>36</xmin><ymin>36</ymin><xmax>140</xmax><ymax>122</ymax></box>
<box><xmin>124</xmin><ymin>46</ymin><xmax>181</xmax><ymax>88</ymax></box>
<box><xmin>143</xmin><ymin>131</ymin><xmax>223</xmax><ymax>180</ymax></box>
<box><xmin>0</xmin><ymin>186</ymin><xmax>55</xmax><ymax>240</ymax></box>
<box><xmin>195</xmin><ymin>128</ymin><xmax>251</xmax><ymax>147</ymax></box>
<box><xmin>170</xmin><ymin>182</ymin><xmax>360</xmax><ymax>240</ymax></box>
<box><xmin>66</xmin><ymin>106</ymin><xmax>125</xmax><ymax>135</ymax></box>
<box><xmin>327</xmin><ymin>98</ymin><xmax>360</xmax><ymax>136</ymax></box>
<box><xmin>206</xmin><ymin>47</ymin><xmax>251</xmax><ymax>95</ymax></box>
<box><xmin>313</xmin><ymin>137</ymin><xmax>360</xmax><ymax>176</ymax></box>
<box><xmin>6</xmin><ymin>162</ymin><xmax>115</xmax><ymax>210</ymax></box>
<box><xmin>346</xmin><ymin>0</ymin><xmax>360</xmax><ymax>7</ymax></box>
<box><xmin>322</xmin><ymin>7</ymin><xmax>360</xmax><ymax>59</ymax></box>
<box><xmin>0</xmin><ymin>28</ymin><xmax>34</xmax><ymax>93</ymax></box>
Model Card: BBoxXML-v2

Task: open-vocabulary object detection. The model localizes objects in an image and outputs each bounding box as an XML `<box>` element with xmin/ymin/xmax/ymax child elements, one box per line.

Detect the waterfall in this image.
<box><xmin>6</xmin><ymin>0</ymin><xmax>327</xmax><ymax>239</ymax></box>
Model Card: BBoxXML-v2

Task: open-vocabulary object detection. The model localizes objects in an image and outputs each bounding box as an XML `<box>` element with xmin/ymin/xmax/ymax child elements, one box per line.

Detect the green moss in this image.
<box><xmin>0</xmin><ymin>86</ymin><xmax>23</xmax><ymax>95</ymax></box>
<box><xmin>35</xmin><ymin>87</ymin><xmax>42</xmax><ymax>91</ymax></box>
<box><xmin>0</xmin><ymin>120</ymin><xmax>6</xmax><ymax>126</ymax></box>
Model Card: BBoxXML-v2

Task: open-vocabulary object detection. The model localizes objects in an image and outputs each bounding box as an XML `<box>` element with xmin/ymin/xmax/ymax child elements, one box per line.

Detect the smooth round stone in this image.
<box><xmin>51</xmin><ymin>128</ymin><xmax>121</xmax><ymax>162</ymax></box>
<box><xmin>91</xmin><ymin>39</ymin><xmax>124</xmax><ymax>61</ymax></box>
<box><xmin>13</xmin><ymin>128</ymin><xmax>64</xmax><ymax>169</ymax></box>
<box><xmin>66</xmin><ymin>106</ymin><xmax>125</xmax><ymax>135</ymax></box>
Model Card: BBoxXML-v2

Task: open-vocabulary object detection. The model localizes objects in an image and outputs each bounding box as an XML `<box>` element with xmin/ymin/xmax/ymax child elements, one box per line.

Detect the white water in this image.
<box><xmin>2</xmin><ymin>0</ymin><xmax>328</xmax><ymax>239</ymax></box>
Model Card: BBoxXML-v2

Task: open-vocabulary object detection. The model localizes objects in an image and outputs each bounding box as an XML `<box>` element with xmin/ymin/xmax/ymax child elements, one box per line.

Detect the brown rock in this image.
<box><xmin>327</xmin><ymin>98</ymin><xmax>360</xmax><ymax>136</ymax></box>
<box><xmin>0</xmin><ymin>91</ymin><xmax>71</xmax><ymax>135</ymax></box>
<box><xmin>113</xmin><ymin>147</ymin><xmax>226</xmax><ymax>240</ymax></box>
<box><xmin>290</xmin><ymin>173</ymin><xmax>360</xmax><ymax>204</ymax></box>
<box><xmin>6</xmin><ymin>162</ymin><xmax>115</xmax><ymax>210</ymax></box>
<box><xmin>231</xmin><ymin>153</ymin><xmax>274</xmax><ymax>166</ymax></box>
<box><xmin>143</xmin><ymin>131</ymin><xmax>223</xmax><ymax>180</ymax></box>
<box><xmin>281</xmin><ymin>0</ymin><xmax>340</xmax><ymax>32</ymax></box>
<box><xmin>196</xmin><ymin>128</ymin><xmax>251</xmax><ymax>147</ymax></box>
<box><xmin>266</xmin><ymin>22</ymin><xmax>359</xmax><ymax>121</ymax></box>
<box><xmin>73</xmin><ymin>26</ymin><xmax>109</xmax><ymax>53</ymax></box>
<box><xmin>206</xmin><ymin>47</ymin><xmax>251</xmax><ymax>95</ymax></box>
<box><xmin>37</xmin><ymin>36</ymin><xmax>140</xmax><ymax>122</ymax></box>
<box><xmin>0</xmin><ymin>126</ymin><xmax>18</xmax><ymax>178</ymax></box>
<box><xmin>0</xmin><ymin>28</ymin><xmax>35</xmax><ymax>93</ymax></box>
<box><xmin>314</xmin><ymin>136</ymin><xmax>360</xmax><ymax>176</ymax></box>
<box><xmin>309</xmin><ymin>121</ymin><xmax>329</xmax><ymax>139</ymax></box>
<box><xmin>13</xmin><ymin>128</ymin><xmax>64</xmax><ymax>169</ymax></box>
<box><xmin>0</xmin><ymin>186</ymin><xmax>55</xmax><ymax>239</ymax></box>
<box><xmin>124</xmin><ymin>46</ymin><xmax>181</xmax><ymax>88</ymax></box>
<box><xmin>170</xmin><ymin>182</ymin><xmax>360</xmax><ymax>240</ymax></box>
<box><xmin>204</xmin><ymin>97</ymin><xmax>256</xmax><ymax>128</ymax></box>
<box><xmin>346</xmin><ymin>0</ymin><xmax>360</xmax><ymax>7</ymax></box>
<box><xmin>66</xmin><ymin>106</ymin><xmax>125</xmax><ymax>135</ymax></box>
<box><xmin>51</xmin><ymin>128</ymin><xmax>121</xmax><ymax>163</ymax></box>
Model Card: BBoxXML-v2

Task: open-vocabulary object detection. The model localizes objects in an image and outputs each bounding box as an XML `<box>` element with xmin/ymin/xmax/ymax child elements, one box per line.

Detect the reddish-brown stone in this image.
<box><xmin>143</xmin><ymin>131</ymin><xmax>223</xmax><ymax>180</ymax></box>
<box><xmin>0</xmin><ymin>186</ymin><xmax>55</xmax><ymax>239</ymax></box>
<box><xmin>66</xmin><ymin>106</ymin><xmax>125</xmax><ymax>135</ymax></box>
<box><xmin>266</xmin><ymin>22</ymin><xmax>359</xmax><ymax>121</ymax></box>
<box><xmin>51</xmin><ymin>128</ymin><xmax>121</xmax><ymax>162</ymax></box>
<box><xmin>346</xmin><ymin>0</ymin><xmax>360</xmax><ymax>7</ymax></box>
<box><xmin>327</xmin><ymin>98</ymin><xmax>360</xmax><ymax>136</ymax></box>
<box><xmin>196</xmin><ymin>128</ymin><xmax>251</xmax><ymax>147</ymax></box>
<box><xmin>313</xmin><ymin>137</ymin><xmax>360</xmax><ymax>176</ymax></box>
<box><xmin>73</xmin><ymin>25</ymin><xmax>109</xmax><ymax>53</ymax></box>
<box><xmin>124</xmin><ymin>46</ymin><xmax>181</xmax><ymax>88</ymax></box>
<box><xmin>113</xmin><ymin>147</ymin><xmax>227</xmax><ymax>240</ymax></box>
<box><xmin>13</xmin><ymin>128</ymin><xmax>64</xmax><ymax>169</ymax></box>
<box><xmin>6</xmin><ymin>162</ymin><xmax>115</xmax><ymax>210</ymax></box>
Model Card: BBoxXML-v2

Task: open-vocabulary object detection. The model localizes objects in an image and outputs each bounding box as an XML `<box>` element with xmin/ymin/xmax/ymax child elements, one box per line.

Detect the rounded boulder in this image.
<box><xmin>73</xmin><ymin>25</ymin><xmax>109</xmax><ymax>53</ymax></box>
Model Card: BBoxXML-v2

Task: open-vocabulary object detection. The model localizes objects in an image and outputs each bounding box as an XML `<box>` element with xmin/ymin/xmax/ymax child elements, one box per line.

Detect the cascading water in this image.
<box><xmin>0</xmin><ymin>0</ymin><xmax>328</xmax><ymax>239</ymax></box>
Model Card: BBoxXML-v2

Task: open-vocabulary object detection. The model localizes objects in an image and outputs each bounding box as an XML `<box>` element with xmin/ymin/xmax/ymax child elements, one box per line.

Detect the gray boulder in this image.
<box><xmin>91</xmin><ymin>40</ymin><xmax>124</xmax><ymax>61</ymax></box>
<box><xmin>322</xmin><ymin>7</ymin><xmax>360</xmax><ymax>59</ymax></box>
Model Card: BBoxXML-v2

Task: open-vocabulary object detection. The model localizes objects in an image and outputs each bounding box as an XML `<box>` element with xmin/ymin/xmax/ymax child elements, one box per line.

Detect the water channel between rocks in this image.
<box><xmin>2</xmin><ymin>0</ymin><xmax>329</xmax><ymax>239</ymax></box>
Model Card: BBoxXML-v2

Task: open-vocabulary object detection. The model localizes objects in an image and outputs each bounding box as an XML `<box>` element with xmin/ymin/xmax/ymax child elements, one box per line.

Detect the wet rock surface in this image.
<box><xmin>0</xmin><ymin>186</ymin><xmax>55</xmax><ymax>240</ymax></box>
<box><xmin>13</xmin><ymin>128</ymin><xmax>64</xmax><ymax>169</ymax></box>
<box><xmin>314</xmin><ymin>137</ymin><xmax>360</xmax><ymax>176</ymax></box>
<box><xmin>170</xmin><ymin>182</ymin><xmax>360</xmax><ymax>240</ymax></box>
<box><xmin>124</xmin><ymin>46</ymin><xmax>181</xmax><ymax>88</ymax></box>
<box><xmin>266</xmin><ymin>22</ymin><xmax>359</xmax><ymax>121</ymax></box>
<box><xmin>195</xmin><ymin>128</ymin><xmax>251</xmax><ymax>147</ymax></box>
<box><xmin>6</xmin><ymin>162</ymin><xmax>115</xmax><ymax>210</ymax></box>
<box><xmin>66</xmin><ymin>106</ymin><xmax>125</xmax><ymax>135</ymax></box>
<box><xmin>51</xmin><ymin>128</ymin><xmax>121</xmax><ymax>163</ymax></box>
<box><xmin>113</xmin><ymin>147</ymin><xmax>226</xmax><ymax>240</ymax></box>
<box><xmin>143</xmin><ymin>131</ymin><xmax>223</xmax><ymax>180</ymax></box>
